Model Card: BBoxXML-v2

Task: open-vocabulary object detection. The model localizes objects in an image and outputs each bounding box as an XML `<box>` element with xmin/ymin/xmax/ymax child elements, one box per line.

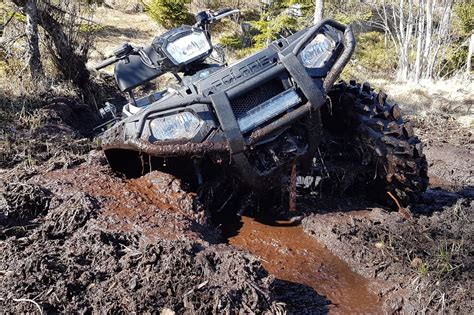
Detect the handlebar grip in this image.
<box><xmin>216</xmin><ymin>8</ymin><xmax>232</xmax><ymax>15</ymax></box>
<box><xmin>95</xmin><ymin>56</ymin><xmax>118</xmax><ymax>70</ymax></box>
<box><xmin>213</xmin><ymin>8</ymin><xmax>239</xmax><ymax>21</ymax></box>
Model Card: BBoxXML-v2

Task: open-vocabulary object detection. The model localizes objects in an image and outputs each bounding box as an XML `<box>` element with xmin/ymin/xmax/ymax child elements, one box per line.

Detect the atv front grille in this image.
<box><xmin>230</xmin><ymin>79</ymin><xmax>285</xmax><ymax>119</ymax></box>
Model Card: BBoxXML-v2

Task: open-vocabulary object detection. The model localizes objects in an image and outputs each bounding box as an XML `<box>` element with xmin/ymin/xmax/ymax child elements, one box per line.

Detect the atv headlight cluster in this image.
<box><xmin>165</xmin><ymin>31</ymin><xmax>212</xmax><ymax>64</ymax></box>
<box><xmin>150</xmin><ymin>112</ymin><xmax>202</xmax><ymax>141</ymax></box>
<box><xmin>300</xmin><ymin>33</ymin><xmax>335</xmax><ymax>68</ymax></box>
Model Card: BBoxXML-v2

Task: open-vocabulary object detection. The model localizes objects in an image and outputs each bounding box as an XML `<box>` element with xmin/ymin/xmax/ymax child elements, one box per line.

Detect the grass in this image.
<box><xmin>17</xmin><ymin>108</ymin><xmax>47</xmax><ymax>131</ymax></box>
<box><xmin>436</xmin><ymin>240</ymin><xmax>464</xmax><ymax>277</ymax></box>
<box><xmin>417</xmin><ymin>262</ymin><xmax>429</xmax><ymax>277</ymax></box>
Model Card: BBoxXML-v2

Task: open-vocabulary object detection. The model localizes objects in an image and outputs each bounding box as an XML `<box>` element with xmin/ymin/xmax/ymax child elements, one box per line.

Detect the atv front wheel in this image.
<box><xmin>321</xmin><ymin>80</ymin><xmax>429</xmax><ymax>206</ymax></box>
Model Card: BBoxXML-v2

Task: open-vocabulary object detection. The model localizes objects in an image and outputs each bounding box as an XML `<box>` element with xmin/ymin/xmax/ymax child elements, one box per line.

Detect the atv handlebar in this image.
<box><xmin>194</xmin><ymin>8</ymin><xmax>239</xmax><ymax>27</ymax></box>
<box><xmin>213</xmin><ymin>8</ymin><xmax>239</xmax><ymax>22</ymax></box>
<box><xmin>95</xmin><ymin>43</ymin><xmax>138</xmax><ymax>70</ymax></box>
<box><xmin>95</xmin><ymin>56</ymin><xmax>119</xmax><ymax>70</ymax></box>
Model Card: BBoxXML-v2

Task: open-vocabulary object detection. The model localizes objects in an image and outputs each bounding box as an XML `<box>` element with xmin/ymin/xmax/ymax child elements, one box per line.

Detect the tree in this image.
<box><xmin>147</xmin><ymin>0</ymin><xmax>192</xmax><ymax>29</ymax></box>
<box><xmin>468</xmin><ymin>34</ymin><xmax>474</xmax><ymax>75</ymax></box>
<box><xmin>24</xmin><ymin>0</ymin><xmax>43</xmax><ymax>79</ymax></box>
<box><xmin>372</xmin><ymin>0</ymin><xmax>455</xmax><ymax>82</ymax></box>
<box><xmin>9</xmin><ymin>0</ymin><xmax>97</xmax><ymax>104</ymax></box>
<box><xmin>314</xmin><ymin>0</ymin><xmax>324</xmax><ymax>24</ymax></box>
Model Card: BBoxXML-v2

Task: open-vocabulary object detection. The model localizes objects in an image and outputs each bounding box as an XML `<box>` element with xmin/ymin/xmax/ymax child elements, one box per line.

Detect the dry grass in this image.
<box><xmin>369</xmin><ymin>78</ymin><xmax>472</xmax><ymax>112</ymax></box>
<box><xmin>88</xmin><ymin>6</ymin><xmax>163</xmax><ymax>70</ymax></box>
<box><xmin>366</xmin><ymin>77</ymin><xmax>474</xmax><ymax>131</ymax></box>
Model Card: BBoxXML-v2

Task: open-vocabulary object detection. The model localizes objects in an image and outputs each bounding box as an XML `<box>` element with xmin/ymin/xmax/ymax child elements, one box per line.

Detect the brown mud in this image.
<box><xmin>30</xmin><ymin>164</ymin><xmax>219</xmax><ymax>243</ymax></box>
<box><xmin>0</xmin><ymin>157</ymin><xmax>282</xmax><ymax>313</ymax></box>
<box><xmin>302</xmin><ymin>196</ymin><xmax>473</xmax><ymax>313</ymax></box>
<box><xmin>412</xmin><ymin>111</ymin><xmax>473</xmax><ymax>189</ymax></box>
<box><xmin>0</xmin><ymin>104</ymin><xmax>280</xmax><ymax>313</ymax></box>
<box><xmin>226</xmin><ymin>216</ymin><xmax>384</xmax><ymax>314</ymax></box>
<box><xmin>1</xmin><ymin>98</ymin><xmax>473</xmax><ymax>313</ymax></box>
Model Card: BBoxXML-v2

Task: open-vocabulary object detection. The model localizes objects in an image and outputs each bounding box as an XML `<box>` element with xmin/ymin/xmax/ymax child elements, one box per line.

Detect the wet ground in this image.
<box><xmin>226</xmin><ymin>216</ymin><xmax>384</xmax><ymax>314</ymax></box>
<box><xmin>1</xmin><ymin>101</ymin><xmax>472</xmax><ymax>313</ymax></box>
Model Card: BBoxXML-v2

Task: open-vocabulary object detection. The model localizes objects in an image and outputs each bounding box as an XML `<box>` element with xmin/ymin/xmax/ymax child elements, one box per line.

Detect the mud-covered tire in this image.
<box><xmin>322</xmin><ymin>80</ymin><xmax>429</xmax><ymax>206</ymax></box>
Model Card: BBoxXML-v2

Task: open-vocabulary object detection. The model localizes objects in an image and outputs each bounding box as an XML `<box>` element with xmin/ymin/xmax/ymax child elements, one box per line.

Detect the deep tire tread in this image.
<box><xmin>326</xmin><ymin>80</ymin><xmax>429</xmax><ymax>206</ymax></box>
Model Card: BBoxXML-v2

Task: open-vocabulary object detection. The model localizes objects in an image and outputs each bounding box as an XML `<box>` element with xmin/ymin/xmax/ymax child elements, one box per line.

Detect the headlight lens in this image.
<box><xmin>300</xmin><ymin>34</ymin><xmax>335</xmax><ymax>68</ymax></box>
<box><xmin>150</xmin><ymin>112</ymin><xmax>202</xmax><ymax>141</ymax></box>
<box><xmin>165</xmin><ymin>31</ymin><xmax>211</xmax><ymax>64</ymax></box>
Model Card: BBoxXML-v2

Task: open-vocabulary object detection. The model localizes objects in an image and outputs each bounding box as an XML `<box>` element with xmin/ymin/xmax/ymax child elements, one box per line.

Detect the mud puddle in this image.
<box><xmin>223</xmin><ymin>215</ymin><xmax>383</xmax><ymax>314</ymax></box>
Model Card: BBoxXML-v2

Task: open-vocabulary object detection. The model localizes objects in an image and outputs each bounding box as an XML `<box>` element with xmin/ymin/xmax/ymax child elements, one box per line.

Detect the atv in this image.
<box><xmin>96</xmin><ymin>8</ymin><xmax>428</xmax><ymax>211</ymax></box>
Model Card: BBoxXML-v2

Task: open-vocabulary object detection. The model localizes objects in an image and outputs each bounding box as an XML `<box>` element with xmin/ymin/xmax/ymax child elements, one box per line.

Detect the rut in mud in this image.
<box><xmin>222</xmin><ymin>215</ymin><xmax>384</xmax><ymax>314</ymax></box>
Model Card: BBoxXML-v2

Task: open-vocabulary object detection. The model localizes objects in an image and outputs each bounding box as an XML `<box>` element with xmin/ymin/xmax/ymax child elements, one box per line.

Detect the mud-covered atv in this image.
<box><xmin>96</xmin><ymin>9</ymin><xmax>428</xmax><ymax>209</ymax></box>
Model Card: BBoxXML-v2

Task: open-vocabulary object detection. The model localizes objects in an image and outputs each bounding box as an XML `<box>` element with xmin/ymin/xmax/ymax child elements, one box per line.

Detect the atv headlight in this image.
<box><xmin>300</xmin><ymin>33</ymin><xmax>335</xmax><ymax>68</ymax></box>
<box><xmin>165</xmin><ymin>31</ymin><xmax>212</xmax><ymax>64</ymax></box>
<box><xmin>149</xmin><ymin>112</ymin><xmax>202</xmax><ymax>141</ymax></box>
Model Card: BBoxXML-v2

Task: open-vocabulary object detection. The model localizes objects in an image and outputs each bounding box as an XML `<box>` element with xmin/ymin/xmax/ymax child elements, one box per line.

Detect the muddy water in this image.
<box><xmin>226</xmin><ymin>216</ymin><xmax>383</xmax><ymax>314</ymax></box>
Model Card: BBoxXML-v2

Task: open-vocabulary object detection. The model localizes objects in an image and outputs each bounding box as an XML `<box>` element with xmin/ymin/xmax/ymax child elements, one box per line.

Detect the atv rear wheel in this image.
<box><xmin>321</xmin><ymin>80</ymin><xmax>428</xmax><ymax>206</ymax></box>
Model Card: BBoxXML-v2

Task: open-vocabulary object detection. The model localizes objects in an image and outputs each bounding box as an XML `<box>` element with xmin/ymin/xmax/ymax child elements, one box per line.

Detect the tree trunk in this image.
<box><xmin>468</xmin><ymin>34</ymin><xmax>474</xmax><ymax>75</ymax></box>
<box><xmin>40</xmin><ymin>10</ymin><xmax>90</xmax><ymax>88</ymax></box>
<box><xmin>396</xmin><ymin>0</ymin><xmax>409</xmax><ymax>81</ymax></box>
<box><xmin>12</xmin><ymin>0</ymin><xmax>95</xmax><ymax>107</ymax></box>
<box><xmin>430</xmin><ymin>0</ymin><xmax>453</xmax><ymax>79</ymax></box>
<box><xmin>414</xmin><ymin>0</ymin><xmax>425</xmax><ymax>82</ymax></box>
<box><xmin>12</xmin><ymin>0</ymin><xmax>90</xmax><ymax>87</ymax></box>
<box><xmin>24</xmin><ymin>0</ymin><xmax>43</xmax><ymax>79</ymax></box>
<box><xmin>375</xmin><ymin>0</ymin><xmax>457</xmax><ymax>82</ymax></box>
<box><xmin>422</xmin><ymin>0</ymin><xmax>434</xmax><ymax>79</ymax></box>
<box><xmin>314</xmin><ymin>0</ymin><xmax>324</xmax><ymax>24</ymax></box>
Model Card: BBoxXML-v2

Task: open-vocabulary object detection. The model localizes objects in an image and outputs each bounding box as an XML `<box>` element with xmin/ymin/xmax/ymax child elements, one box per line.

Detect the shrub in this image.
<box><xmin>147</xmin><ymin>0</ymin><xmax>192</xmax><ymax>29</ymax></box>
<box><xmin>252</xmin><ymin>12</ymin><xmax>298</xmax><ymax>49</ymax></box>
<box><xmin>220</xmin><ymin>33</ymin><xmax>243</xmax><ymax>49</ymax></box>
<box><xmin>437</xmin><ymin>43</ymin><xmax>469</xmax><ymax>77</ymax></box>
<box><xmin>454</xmin><ymin>1</ymin><xmax>474</xmax><ymax>36</ymax></box>
<box><xmin>355</xmin><ymin>31</ymin><xmax>397</xmax><ymax>73</ymax></box>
